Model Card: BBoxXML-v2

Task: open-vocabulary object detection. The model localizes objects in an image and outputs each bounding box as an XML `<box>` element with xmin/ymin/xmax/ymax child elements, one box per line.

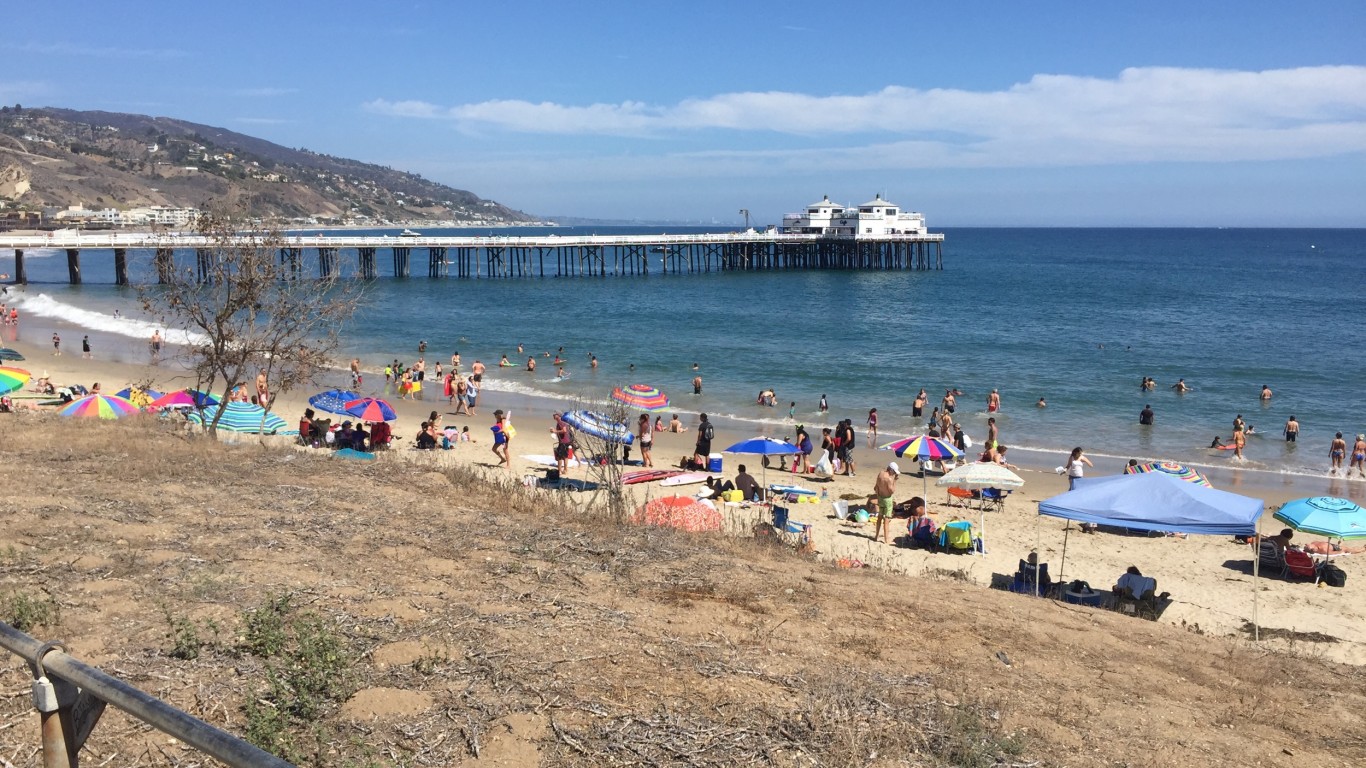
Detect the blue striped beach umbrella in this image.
<box><xmin>187</xmin><ymin>401</ymin><xmax>288</xmax><ymax>434</ymax></box>
<box><xmin>309</xmin><ymin>388</ymin><xmax>361</xmax><ymax>415</ymax></box>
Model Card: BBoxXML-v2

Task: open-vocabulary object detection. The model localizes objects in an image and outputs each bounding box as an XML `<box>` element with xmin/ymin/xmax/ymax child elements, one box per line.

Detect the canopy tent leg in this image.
<box><xmin>1058</xmin><ymin>523</ymin><xmax>1072</xmax><ymax>585</ymax></box>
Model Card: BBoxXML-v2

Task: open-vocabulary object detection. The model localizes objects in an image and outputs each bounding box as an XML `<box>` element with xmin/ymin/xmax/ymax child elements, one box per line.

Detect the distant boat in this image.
<box><xmin>399</xmin><ymin>229</ymin><xmax>422</xmax><ymax>238</ymax></box>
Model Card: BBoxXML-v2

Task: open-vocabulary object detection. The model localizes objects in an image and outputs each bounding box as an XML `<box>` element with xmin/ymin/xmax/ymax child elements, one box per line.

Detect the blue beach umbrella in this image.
<box><xmin>187</xmin><ymin>401</ymin><xmax>288</xmax><ymax>434</ymax></box>
<box><xmin>1274</xmin><ymin>497</ymin><xmax>1366</xmax><ymax>540</ymax></box>
<box><xmin>723</xmin><ymin>436</ymin><xmax>800</xmax><ymax>490</ymax></box>
<box><xmin>309</xmin><ymin>388</ymin><xmax>361</xmax><ymax>415</ymax></box>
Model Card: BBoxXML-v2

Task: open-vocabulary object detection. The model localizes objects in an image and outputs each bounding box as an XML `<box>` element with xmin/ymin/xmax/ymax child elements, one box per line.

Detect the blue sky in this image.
<box><xmin>3</xmin><ymin>1</ymin><xmax>1364</xmax><ymax>226</ymax></box>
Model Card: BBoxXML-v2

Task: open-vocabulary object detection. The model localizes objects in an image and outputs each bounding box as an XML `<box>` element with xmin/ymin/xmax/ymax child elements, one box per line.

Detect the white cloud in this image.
<box><xmin>364</xmin><ymin>66</ymin><xmax>1366</xmax><ymax>166</ymax></box>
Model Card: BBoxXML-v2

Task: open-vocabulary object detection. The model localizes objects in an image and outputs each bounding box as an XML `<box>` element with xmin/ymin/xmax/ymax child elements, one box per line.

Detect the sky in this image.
<box><xmin>3</xmin><ymin>1</ymin><xmax>1365</xmax><ymax>226</ymax></box>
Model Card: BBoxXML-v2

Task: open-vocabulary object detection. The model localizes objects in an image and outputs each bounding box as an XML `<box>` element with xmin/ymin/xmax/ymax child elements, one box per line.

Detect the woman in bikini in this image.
<box><xmin>1329</xmin><ymin>432</ymin><xmax>1348</xmax><ymax>474</ymax></box>
<box><xmin>1351</xmin><ymin>434</ymin><xmax>1366</xmax><ymax>478</ymax></box>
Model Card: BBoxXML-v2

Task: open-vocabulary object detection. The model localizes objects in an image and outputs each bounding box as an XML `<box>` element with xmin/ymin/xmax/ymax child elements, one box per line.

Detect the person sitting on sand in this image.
<box><xmin>734</xmin><ymin>464</ymin><xmax>762</xmax><ymax>501</ymax></box>
<box><xmin>704</xmin><ymin>475</ymin><xmax>735</xmax><ymax>498</ymax></box>
<box><xmin>300</xmin><ymin>408</ymin><xmax>316</xmax><ymax>444</ymax></box>
<box><xmin>1114</xmin><ymin>565</ymin><xmax>1156</xmax><ymax>597</ymax></box>
<box><xmin>415</xmin><ymin>421</ymin><xmax>437</xmax><ymax>450</ymax></box>
<box><xmin>654</xmin><ymin>416</ymin><xmax>665</xmax><ymax>432</ymax></box>
<box><xmin>668</xmin><ymin>414</ymin><xmax>686</xmax><ymax>433</ymax></box>
<box><xmin>907</xmin><ymin>507</ymin><xmax>937</xmax><ymax>547</ymax></box>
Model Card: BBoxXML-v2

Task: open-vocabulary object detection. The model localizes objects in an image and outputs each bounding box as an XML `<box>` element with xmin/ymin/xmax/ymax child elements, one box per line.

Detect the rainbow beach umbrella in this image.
<box><xmin>0</xmin><ymin>366</ymin><xmax>32</xmax><ymax>395</ymax></box>
<box><xmin>881</xmin><ymin>434</ymin><xmax>964</xmax><ymax>494</ymax></box>
<box><xmin>148</xmin><ymin>388</ymin><xmax>219</xmax><ymax>411</ymax></box>
<box><xmin>611</xmin><ymin>383</ymin><xmax>671</xmax><ymax>412</ymax></box>
<box><xmin>58</xmin><ymin>394</ymin><xmax>140</xmax><ymax>419</ymax></box>
<box><xmin>344</xmin><ymin>397</ymin><xmax>397</xmax><ymax>422</ymax></box>
<box><xmin>1123</xmin><ymin>460</ymin><xmax>1212</xmax><ymax>487</ymax></box>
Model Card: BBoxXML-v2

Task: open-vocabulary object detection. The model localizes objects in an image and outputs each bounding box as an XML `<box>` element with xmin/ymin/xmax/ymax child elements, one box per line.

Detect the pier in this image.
<box><xmin>0</xmin><ymin>230</ymin><xmax>944</xmax><ymax>284</ymax></box>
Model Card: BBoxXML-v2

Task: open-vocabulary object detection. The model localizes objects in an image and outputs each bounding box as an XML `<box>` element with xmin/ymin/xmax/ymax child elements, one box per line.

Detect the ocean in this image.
<box><xmin>4</xmin><ymin>226</ymin><xmax>1365</xmax><ymax>491</ymax></box>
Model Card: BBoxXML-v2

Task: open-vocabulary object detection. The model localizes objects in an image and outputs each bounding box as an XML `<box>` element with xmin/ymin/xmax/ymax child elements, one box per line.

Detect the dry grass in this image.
<box><xmin>0</xmin><ymin>415</ymin><xmax>1364</xmax><ymax>767</ymax></box>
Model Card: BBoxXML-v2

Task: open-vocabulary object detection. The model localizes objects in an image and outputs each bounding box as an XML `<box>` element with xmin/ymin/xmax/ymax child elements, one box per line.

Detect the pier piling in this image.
<box><xmin>65</xmin><ymin>248</ymin><xmax>81</xmax><ymax>284</ymax></box>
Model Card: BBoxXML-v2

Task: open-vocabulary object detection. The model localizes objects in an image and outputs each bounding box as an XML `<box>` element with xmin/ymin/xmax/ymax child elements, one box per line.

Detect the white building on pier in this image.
<box><xmin>780</xmin><ymin>195</ymin><xmax>927</xmax><ymax>238</ymax></box>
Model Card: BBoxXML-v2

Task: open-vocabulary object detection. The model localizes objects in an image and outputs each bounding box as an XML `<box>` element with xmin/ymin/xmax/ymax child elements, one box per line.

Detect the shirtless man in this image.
<box><xmin>986</xmin><ymin>417</ymin><xmax>998</xmax><ymax>448</ymax></box>
<box><xmin>1330</xmin><ymin>432</ymin><xmax>1348</xmax><ymax>474</ymax></box>
<box><xmin>1284</xmin><ymin>415</ymin><xmax>1299</xmax><ymax>443</ymax></box>
<box><xmin>692</xmin><ymin>375</ymin><xmax>702</xmax><ymax>395</ymax></box>
<box><xmin>1260</xmin><ymin>385</ymin><xmax>1273</xmax><ymax>400</ymax></box>
<box><xmin>987</xmin><ymin>388</ymin><xmax>1000</xmax><ymax>413</ymax></box>
<box><xmin>912</xmin><ymin>389</ymin><xmax>927</xmax><ymax>418</ymax></box>
<box><xmin>871</xmin><ymin>462</ymin><xmax>900</xmax><ymax>545</ymax></box>
<box><xmin>471</xmin><ymin>359</ymin><xmax>486</xmax><ymax>378</ymax></box>
<box><xmin>1171</xmin><ymin>378</ymin><xmax>1190</xmax><ymax>393</ymax></box>
<box><xmin>350</xmin><ymin>358</ymin><xmax>362</xmax><ymax>387</ymax></box>
<box><xmin>942</xmin><ymin>390</ymin><xmax>956</xmax><ymax>414</ymax></box>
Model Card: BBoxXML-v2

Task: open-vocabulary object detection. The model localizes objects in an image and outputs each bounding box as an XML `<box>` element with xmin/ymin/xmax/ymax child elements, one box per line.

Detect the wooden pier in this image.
<box><xmin>0</xmin><ymin>231</ymin><xmax>945</xmax><ymax>284</ymax></box>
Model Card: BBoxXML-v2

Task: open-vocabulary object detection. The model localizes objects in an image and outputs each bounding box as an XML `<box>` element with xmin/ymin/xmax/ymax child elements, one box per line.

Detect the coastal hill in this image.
<box><xmin>0</xmin><ymin>105</ymin><xmax>537</xmax><ymax>225</ymax></box>
<box><xmin>0</xmin><ymin>415</ymin><xmax>1360</xmax><ymax>766</ymax></box>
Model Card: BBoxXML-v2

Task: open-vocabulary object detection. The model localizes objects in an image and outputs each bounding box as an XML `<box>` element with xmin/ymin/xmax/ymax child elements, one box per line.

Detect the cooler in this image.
<box><xmin>707</xmin><ymin>453</ymin><xmax>723</xmax><ymax>472</ymax></box>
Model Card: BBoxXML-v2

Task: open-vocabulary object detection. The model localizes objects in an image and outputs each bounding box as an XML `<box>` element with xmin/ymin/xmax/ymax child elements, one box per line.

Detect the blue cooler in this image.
<box><xmin>707</xmin><ymin>453</ymin><xmax>723</xmax><ymax>472</ymax></box>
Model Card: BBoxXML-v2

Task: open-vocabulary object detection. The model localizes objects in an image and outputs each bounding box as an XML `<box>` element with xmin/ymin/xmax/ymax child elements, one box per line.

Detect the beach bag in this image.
<box><xmin>702</xmin><ymin>422</ymin><xmax>715</xmax><ymax>441</ymax></box>
<box><xmin>1319</xmin><ymin>562</ymin><xmax>1347</xmax><ymax>587</ymax></box>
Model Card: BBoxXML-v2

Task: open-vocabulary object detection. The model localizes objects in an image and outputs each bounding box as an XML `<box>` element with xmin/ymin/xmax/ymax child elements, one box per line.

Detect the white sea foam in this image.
<box><xmin>6</xmin><ymin>290</ymin><xmax>208</xmax><ymax>346</ymax></box>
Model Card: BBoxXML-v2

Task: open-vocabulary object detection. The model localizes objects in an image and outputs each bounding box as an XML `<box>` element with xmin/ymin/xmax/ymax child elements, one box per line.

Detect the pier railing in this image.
<box><xmin>0</xmin><ymin>621</ymin><xmax>291</xmax><ymax>768</ymax></box>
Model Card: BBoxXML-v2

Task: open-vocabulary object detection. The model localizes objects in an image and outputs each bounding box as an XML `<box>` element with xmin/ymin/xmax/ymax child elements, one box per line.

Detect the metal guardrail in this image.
<box><xmin>0</xmin><ymin>621</ymin><xmax>292</xmax><ymax>768</ymax></box>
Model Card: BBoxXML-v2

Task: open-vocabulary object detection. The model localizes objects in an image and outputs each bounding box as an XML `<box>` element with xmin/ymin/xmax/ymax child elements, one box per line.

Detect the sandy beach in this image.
<box><xmin>6</xmin><ymin>333</ymin><xmax>1364</xmax><ymax>667</ymax></box>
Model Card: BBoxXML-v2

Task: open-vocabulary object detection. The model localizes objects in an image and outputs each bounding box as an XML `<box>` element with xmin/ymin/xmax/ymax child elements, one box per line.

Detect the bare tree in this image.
<box><xmin>139</xmin><ymin>211</ymin><xmax>364</xmax><ymax>438</ymax></box>
<box><xmin>568</xmin><ymin>396</ymin><xmax>637</xmax><ymax>523</ymax></box>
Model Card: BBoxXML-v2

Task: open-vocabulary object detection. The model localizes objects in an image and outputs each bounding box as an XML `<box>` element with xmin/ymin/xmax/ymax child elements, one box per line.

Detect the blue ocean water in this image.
<box><xmin>5</xmin><ymin>226</ymin><xmax>1364</xmax><ymax>482</ymax></box>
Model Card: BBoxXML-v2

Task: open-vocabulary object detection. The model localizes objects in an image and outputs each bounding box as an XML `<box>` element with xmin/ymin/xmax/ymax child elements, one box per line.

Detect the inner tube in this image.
<box><xmin>562</xmin><ymin>410</ymin><xmax>634</xmax><ymax>444</ymax></box>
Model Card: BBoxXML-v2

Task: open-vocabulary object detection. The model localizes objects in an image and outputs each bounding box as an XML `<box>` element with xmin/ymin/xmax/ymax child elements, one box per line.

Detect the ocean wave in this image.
<box><xmin>7</xmin><ymin>290</ymin><xmax>208</xmax><ymax>346</ymax></box>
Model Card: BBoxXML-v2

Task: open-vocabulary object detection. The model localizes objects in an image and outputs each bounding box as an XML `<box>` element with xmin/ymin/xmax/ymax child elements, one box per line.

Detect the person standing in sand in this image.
<box><xmin>866</xmin><ymin>408</ymin><xmax>878</xmax><ymax>447</ymax></box>
<box><xmin>1283</xmin><ymin>415</ymin><xmax>1299</xmax><ymax>443</ymax></box>
<box><xmin>255</xmin><ymin>370</ymin><xmax>269</xmax><ymax>408</ymax></box>
<box><xmin>872</xmin><ymin>462</ymin><xmax>900</xmax><ymax>545</ymax></box>
<box><xmin>986</xmin><ymin>417</ymin><xmax>999</xmax><ymax>449</ymax></box>
<box><xmin>637</xmin><ymin>414</ymin><xmax>653</xmax><ymax>467</ymax></box>
<box><xmin>1065</xmin><ymin>447</ymin><xmax>1093</xmax><ymax>491</ymax></box>
<box><xmin>553</xmin><ymin>413</ymin><xmax>573</xmax><ymax>474</ymax></box>
<box><xmin>52</xmin><ymin>333</ymin><xmax>61</xmax><ymax>356</ymax></box>
<box><xmin>491</xmin><ymin>410</ymin><xmax>510</xmax><ymax>469</ymax></box>
<box><xmin>82</xmin><ymin>335</ymin><xmax>91</xmax><ymax>359</ymax></box>
<box><xmin>694</xmin><ymin>414</ymin><xmax>714</xmax><ymax>469</ymax></box>
<box><xmin>350</xmin><ymin>358</ymin><xmax>362</xmax><ymax>388</ymax></box>
<box><xmin>1330</xmin><ymin>432</ymin><xmax>1348</xmax><ymax>474</ymax></box>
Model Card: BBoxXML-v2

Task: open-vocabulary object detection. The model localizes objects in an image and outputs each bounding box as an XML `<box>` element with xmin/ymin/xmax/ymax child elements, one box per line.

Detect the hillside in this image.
<box><xmin>1</xmin><ymin>416</ymin><xmax>1363</xmax><ymax>767</ymax></box>
<box><xmin>0</xmin><ymin>106</ymin><xmax>538</xmax><ymax>226</ymax></box>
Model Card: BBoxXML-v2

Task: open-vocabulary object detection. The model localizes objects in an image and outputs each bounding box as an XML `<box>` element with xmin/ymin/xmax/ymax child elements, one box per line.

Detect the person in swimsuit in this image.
<box><xmin>1171</xmin><ymin>378</ymin><xmax>1190</xmax><ymax>393</ymax></box>
<box><xmin>637</xmin><ymin>414</ymin><xmax>653</xmax><ymax>468</ymax></box>
<box><xmin>987</xmin><ymin>388</ymin><xmax>1000</xmax><ymax>413</ymax></box>
<box><xmin>866</xmin><ymin>408</ymin><xmax>878</xmax><ymax>446</ymax></box>
<box><xmin>1232</xmin><ymin>425</ymin><xmax>1246</xmax><ymax>461</ymax></box>
<box><xmin>1036</xmin><ymin>397</ymin><xmax>1047</xmax><ymax>408</ymax></box>
<box><xmin>1260</xmin><ymin>385</ymin><xmax>1272</xmax><ymax>400</ymax></box>
<box><xmin>1352</xmin><ymin>434</ymin><xmax>1366</xmax><ymax>478</ymax></box>
<box><xmin>526</xmin><ymin>356</ymin><xmax>536</xmax><ymax>371</ymax></box>
<box><xmin>942</xmin><ymin>390</ymin><xmax>956</xmax><ymax>414</ymax></box>
<box><xmin>490</xmin><ymin>410</ymin><xmax>510</xmax><ymax>468</ymax></box>
<box><xmin>500</xmin><ymin>355</ymin><xmax>510</xmax><ymax>366</ymax></box>
<box><xmin>1284</xmin><ymin>415</ymin><xmax>1299</xmax><ymax>443</ymax></box>
<box><xmin>1330</xmin><ymin>432</ymin><xmax>1347</xmax><ymax>474</ymax></box>
<box><xmin>912</xmin><ymin>389</ymin><xmax>927</xmax><ymax>418</ymax></box>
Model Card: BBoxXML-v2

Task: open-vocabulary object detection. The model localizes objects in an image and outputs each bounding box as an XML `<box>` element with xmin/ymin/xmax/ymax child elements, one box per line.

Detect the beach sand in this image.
<box><xmin>7</xmin><ymin>335</ymin><xmax>1365</xmax><ymax>665</ymax></box>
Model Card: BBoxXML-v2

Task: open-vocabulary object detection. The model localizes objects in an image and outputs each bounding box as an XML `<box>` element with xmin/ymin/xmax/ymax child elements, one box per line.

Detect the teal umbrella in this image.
<box><xmin>187</xmin><ymin>401</ymin><xmax>288</xmax><ymax>434</ymax></box>
<box><xmin>1274</xmin><ymin>497</ymin><xmax>1366</xmax><ymax>540</ymax></box>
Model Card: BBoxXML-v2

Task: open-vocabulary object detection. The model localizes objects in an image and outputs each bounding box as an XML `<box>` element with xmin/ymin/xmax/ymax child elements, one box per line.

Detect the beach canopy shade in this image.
<box><xmin>562</xmin><ymin>410</ymin><xmax>634</xmax><ymax>444</ymax></box>
<box><xmin>1273</xmin><ymin>497</ymin><xmax>1366</xmax><ymax>540</ymax></box>
<box><xmin>344</xmin><ymin>397</ymin><xmax>397</xmax><ymax>422</ymax></box>
<box><xmin>722</xmin><ymin>437</ymin><xmax>800</xmax><ymax>456</ymax></box>
<box><xmin>309</xmin><ymin>388</ymin><xmax>361</xmax><ymax>415</ymax></box>
<box><xmin>0</xmin><ymin>348</ymin><xmax>25</xmax><ymax>361</ymax></box>
<box><xmin>882</xmin><ymin>435</ymin><xmax>962</xmax><ymax>462</ymax></box>
<box><xmin>58</xmin><ymin>394</ymin><xmax>139</xmax><ymax>419</ymax></box>
<box><xmin>114</xmin><ymin>386</ymin><xmax>162</xmax><ymax>407</ymax></box>
<box><xmin>1122</xmin><ymin>460</ymin><xmax>1212</xmax><ymax>487</ymax></box>
<box><xmin>630</xmin><ymin>495</ymin><xmax>722</xmax><ymax>533</ymax></box>
<box><xmin>187</xmin><ymin>401</ymin><xmax>288</xmax><ymax>434</ymax></box>
<box><xmin>1038</xmin><ymin>471</ymin><xmax>1261</xmax><ymax>536</ymax></box>
<box><xmin>0</xmin><ymin>366</ymin><xmax>32</xmax><ymax>395</ymax></box>
<box><xmin>611</xmin><ymin>384</ymin><xmax>671</xmax><ymax>411</ymax></box>
<box><xmin>149</xmin><ymin>388</ymin><xmax>218</xmax><ymax>411</ymax></box>
<box><xmin>936</xmin><ymin>461</ymin><xmax>1025</xmax><ymax>490</ymax></box>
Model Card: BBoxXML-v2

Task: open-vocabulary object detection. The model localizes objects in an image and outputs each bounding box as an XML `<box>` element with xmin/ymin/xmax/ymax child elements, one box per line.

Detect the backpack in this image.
<box><xmin>702</xmin><ymin>422</ymin><xmax>714</xmax><ymax>441</ymax></box>
<box><xmin>1319</xmin><ymin>562</ymin><xmax>1347</xmax><ymax>588</ymax></box>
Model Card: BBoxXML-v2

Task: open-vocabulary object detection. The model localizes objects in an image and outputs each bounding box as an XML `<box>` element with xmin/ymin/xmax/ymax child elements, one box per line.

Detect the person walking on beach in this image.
<box><xmin>1351</xmin><ymin>434</ymin><xmax>1366</xmax><ymax>478</ymax></box>
<box><xmin>840</xmin><ymin>419</ymin><xmax>857</xmax><ymax>476</ymax></box>
<box><xmin>872</xmin><ymin>462</ymin><xmax>900</xmax><ymax>545</ymax></box>
<box><xmin>52</xmin><ymin>333</ymin><xmax>61</xmax><ymax>356</ymax></box>
<box><xmin>81</xmin><ymin>335</ymin><xmax>91</xmax><ymax>359</ymax></box>
<box><xmin>1284</xmin><ymin>415</ymin><xmax>1299</xmax><ymax>443</ymax></box>
<box><xmin>637</xmin><ymin>414</ymin><xmax>653</xmax><ymax>468</ymax></box>
<box><xmin>1065</xmin><ymin>447</ymin><xmax>1093</xmax><ymax>491</ymax></box>
<box><xmin>1232</xmin><ymin>424</ymin><xmax>1247</xmax><ymax>461</ymax></box>
<box><xmin>694</xmin><ymin>414</ymin><xmax>714</xmax><ymax>469</ymax></box>
<box><xmin>491</xmin><ymin>409</ymin><xmax>510</xmax><ymax>469</ymax></box>
<box><xmin>350</xmin><ymin>358</ymin><xmax>362</xmax><ymax>388</ymax></box>
<box><xmin>866</xmin><ymin>408</ymin><xmax>878</xmax><ymax>447</ymax></box>
<box><xmin>553</xmin><ymin>413</ymin><xmax>574</xmax><ymax>474</ymax></box>
<box><xmin>150</xmin><ymin>330</ymin><xmax>162</xmax><ymax>361</ymax></box>
<box><xmin>913</xmin><ymin>389</ymin><xmax>927</xmax><ymax>418</ymax></box>
<box><xmin>1139</xmin><ymin>404</ymin><xmax>1154</xmax><ymax>426</ymax></box>
<box><xmin>1330</xmin><ymin>432</ymin><xmax>1347</xmax><ymax>474</ymax></box>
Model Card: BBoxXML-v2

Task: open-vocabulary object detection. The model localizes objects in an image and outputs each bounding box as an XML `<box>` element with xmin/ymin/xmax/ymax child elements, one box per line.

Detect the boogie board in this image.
<box><xmin>659</xmin><ymin>472</ymin><xmax>711</xmax><ymax>487</ymax></box>
<box><xmin>622</xmin><ymin>469</ymin><xmax>683</xmax><ymax>485</ymax></box>
<box><xmin>522</xmin><ymin>454</ymin><xmax>585</xmax><ymax>468</ymax></box>
<box><xmin>498</xmin><ymin>362</ymin><xmax>517</xmax><ymax>367</ymax></box>
<box><xmin>769</xmin><ymin>484</ymin><xmax>817</xmax><ymax>497</ymax></box>
<box><xmin>552</xmin><ymin>373</ymin><xmax>572</xmax><ymax>382</ymax></box>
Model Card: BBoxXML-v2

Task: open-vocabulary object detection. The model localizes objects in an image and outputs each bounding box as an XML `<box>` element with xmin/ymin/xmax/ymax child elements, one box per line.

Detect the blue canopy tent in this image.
<box><xmin>1037</xmin><ymin>472</ymin><xmax>1265</xmax><ymax>633</ymax></box>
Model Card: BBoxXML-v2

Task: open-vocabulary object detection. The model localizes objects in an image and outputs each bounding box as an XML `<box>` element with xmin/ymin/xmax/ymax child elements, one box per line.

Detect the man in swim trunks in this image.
<box><xmin>1330</xmin><ymin>432</ymin><xmax>1347</xmax><ymax>474</ymax></box>
<box><xmin>693</xmin><ymin>375</ymin><xmax>702</xmax><ymax>395</ymax></box>
<box><xmin>1284</xmin><ymin>415</ymin><xmax>1299</xmax><ymax>442</ymax></box>
<box><xmin>1139</xmin><ymin>405</ymin><xmax>1154</xmax><ymax>426</ymax></box>
<box><xmin>986</xmin><ymin>417</ymin><xmax>998</xmax><ymax>448</ymax></box>
<box><xmin>942</xmin><ymin>390</ymin><xmax>956</xmax><ymax>414</ymax></box>
<box><xmin>871</xmin><ymin>462</ymin><xmax>900</xmax><ymax>545</ymax></box>
<box><xmin>1260</xmin><ymin>385</ymin><xmax>1272</xmax><ymax>400</ymax></box>
<box><xmin>472</xmin><ymin>359</ymin><xmax>485</xmax><ymax>378</ymax></box>
<box><xmin>913</xmin><ymin>389</ymin><xmax>927</xmax><ymax>418</ymax></box>
<box><xmin>1171</xmin><ymin>378</ymin><xmax>1190</xmax><ymax>393</ymax></box>
<box><xmin>987</xmin><ymin>389</ymin><xmax>1000</xmax><ymax>413</ymax></box>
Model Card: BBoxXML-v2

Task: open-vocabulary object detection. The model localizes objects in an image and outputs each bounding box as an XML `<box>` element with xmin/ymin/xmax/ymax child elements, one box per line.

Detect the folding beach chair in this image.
<box><xmin>979</xmin><ymin>488</ymin><xmax>1009</xmax><ymax>512</ymax></box>
<box><xmin>938</xmin><ymin>520</ymin><xmax>976</xmax><ymax>554</ymax></box>
<box><xmin>1257</xmin><ymin>539</ymin><xmax>1287</xmax><ymax>576</ymax></box>
<box><xmin>946</xmin><ymin>487</ymin><xmax>975</xmax><ymax>508</ymax></box>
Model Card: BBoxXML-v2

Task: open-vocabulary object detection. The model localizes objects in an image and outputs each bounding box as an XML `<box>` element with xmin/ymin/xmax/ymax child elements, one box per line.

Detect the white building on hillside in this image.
<box><xmin>780</xmin><ymin>195</ymin><xmax>928</xmax><ymax>238</ymax></box>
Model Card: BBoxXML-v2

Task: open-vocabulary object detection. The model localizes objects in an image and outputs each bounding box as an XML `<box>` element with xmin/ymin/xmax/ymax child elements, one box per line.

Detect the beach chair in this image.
<box><xmin>946</xmin><ymin>487</ymin><xmax>975</xmax><ymax>508</ymax></box>
<box><xmin>1113</xmin><ymin>579</ymin><xmax>1167</xmax><ymax>619</ymax></box>
<box><xmin>979</xmin><ymin>488</ymin><xmax>1009</xmax><ymax>512</ymax></box>
<box><xmin>1011</xmin><ymin>559</ymin><xmax>1052</xmax><ymax>596</ymax></box>
<box><xmin>907</xmin><ymin>516</ymin><xmax>938</xmax><ymax>549</ymax></box>
<box><xmin>938</xmin><ymin>520</ymin><xmax>975</xmax><ymax>554</ymax></box>
<box><xmin>1283</xmin><ymin>548</ymin><xmax>1318</xmax><ymax>580</ymax></box>
<box><xmin>1257</xmin><ymin>539</ymin><xmax>1287</xmax><ymax>576</ymax></box>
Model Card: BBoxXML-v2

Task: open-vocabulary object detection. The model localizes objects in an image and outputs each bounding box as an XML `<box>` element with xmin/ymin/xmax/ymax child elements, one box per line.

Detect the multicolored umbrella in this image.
<box><xmin>562</xmin><ymin>410</ymin><xmax>634</xmax><ymax>444</ymax></box>
<box><xmin>611</xmin><ymin>383</ymin><xmax>671</xmax><ymax>412</ymax></box>
<box><xmin>58</xmin><ymin>394</ymin><xmax>140</xmax><ymax>419</ymax></box>
<box><xmin>187</xmin><ymin>401</ymin><xmax>288</xmax><ymax>434</ymax></box>
<box><xmin>343</xmin><ymin>397</ymin><xmax>397</xmax><ymax>422</ymax></box>
<box><xmin>630</xmin><ymin>495</ymin><xmax>722</xmax><ymax>533</ymax></box>
<box><xmin>115</xmin><ymin>386</ymin><xmax>162</xmax><ymax>408</ymax></box>
<box><xmin>309</xmin><ymin>388</ymin><xmax>361</xmax><ymax>415</ymax></box>
<box><xmin>882</xmin><ymin>435</ymin><xmax>963</xmax><ymax>461</ymax></box>
<box><xmin>0</xmin><ymin>366</ymin><xmax>32</xmax><ymax>395</ymax></box>
<box><xmin>1274</xmin><ymin>497</ymin><xmax>1366</xmax><ymax>540</ymax></box>
<box><xmin>148</xmin><ymin>388</ymin><xmax>219</xmax><ymax>411</ymax></box>
<box><xmin>1123</xmin><ymin>460</ymin><xmax>1212</xmax><ymax>487</ymax></box>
